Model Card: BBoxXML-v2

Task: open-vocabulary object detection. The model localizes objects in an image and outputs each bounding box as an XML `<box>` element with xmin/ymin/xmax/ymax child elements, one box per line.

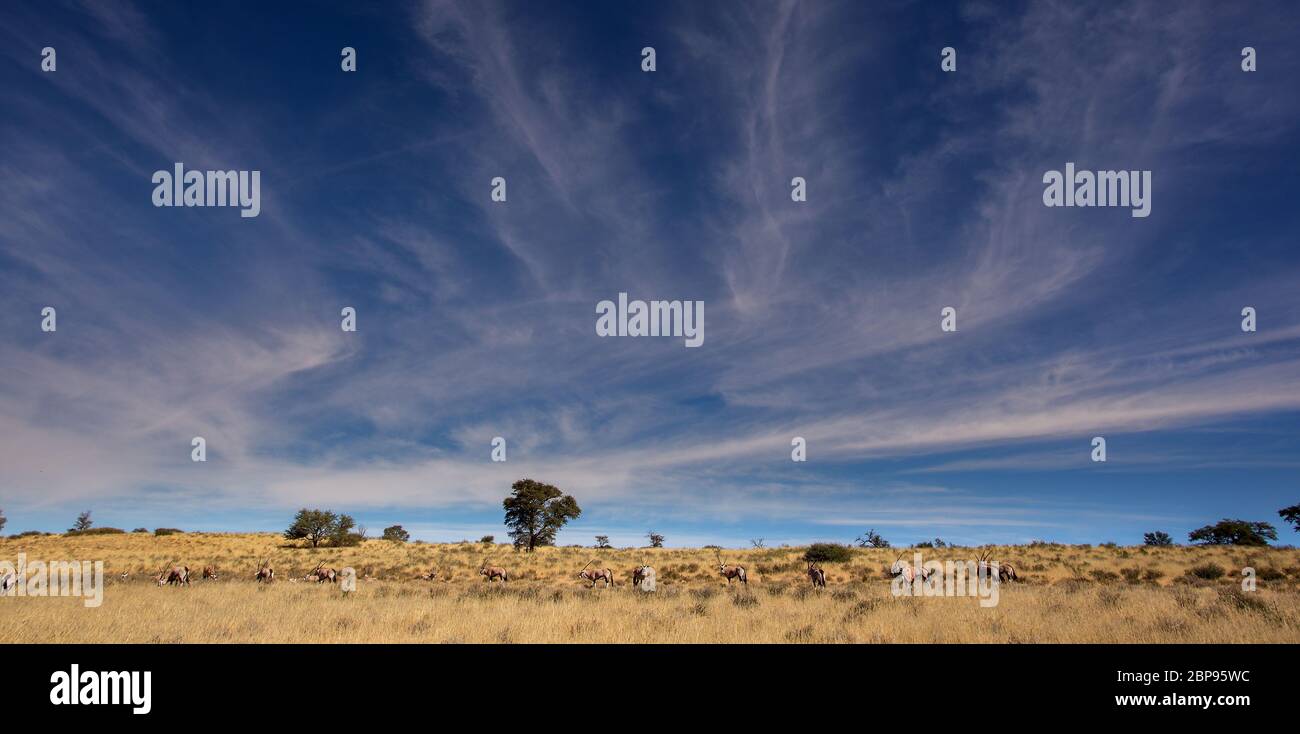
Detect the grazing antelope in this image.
<box><xmin>307</xmin><ymin>562</ymin><xmax>337</xmax><ymax>583</ymax></box>
<box><xmin>202</xmin><ymin>565</ymin><xmax>218</xmax><ymax>580</ymax></box>
<box><xmin>631</xmin><ymin>565</ymin><xmax>651</xmax><ymax>586</ymax></box>
<box><xmin>976</xmin><ymin>548</ymin><xmax>1017</xmax><ymax>583</ymax></box>
<box><xmin>156</xmin><ymin>564</ymin><xmax>190</xmax><ymax>587</ymax></box>
<box><xmin>479</xmin><ymin>563</ymin><xmax>508</xmax><ymax>583</ymax></box>
<box><xmin>255</xmin><ymin>559</ymin><xmax>274</xmax><ymax>583</ymax></box>
<box><xmin>631</xmin><ymin>565</ymin><xmax>656</xmax><ymax>592</ymax></box>
<box><xmin>890</xmin><ymin>554</ymin><xmax>932</xmax><ymax>584</ymax></box>
<box><xmin>714</xmin><ymin>550</ymin><xmax>747</xmax><ymax>585</ymax></box>
<box><xmin>577</xmin><ymin>561</ymin><xmax>614</xmax><ymax>588</ymax></box>
<box><xmin>807</xmin><ymin>563</ymin><xmax>827</xmax><ymax>588</ymax></box>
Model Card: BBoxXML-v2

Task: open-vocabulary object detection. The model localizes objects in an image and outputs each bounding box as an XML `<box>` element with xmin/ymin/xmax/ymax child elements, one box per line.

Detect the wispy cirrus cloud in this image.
<box><xmin>0</xmin><ymin>1</ymin><xmax>1297</xmax><ymax>545</ymax></box>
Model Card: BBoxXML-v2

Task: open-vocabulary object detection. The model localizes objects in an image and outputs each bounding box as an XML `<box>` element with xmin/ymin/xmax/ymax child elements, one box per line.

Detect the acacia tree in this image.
<box><xmin>285</xmin><ymin>508</ymin><xmax>338</xmax><ymax>548</ymax></box>
<box><xmin>1188</xmin><ymin>519</ymin><xmax>1277</xmax><ymax>546</ymax></box>
<box><xmin>1279</xmin><ymin>504</ymin><xmax>1300</xmax><ymax>533</ymax></box>
<box><xmin>646</xmin><ymin>531</ymin><xmax>665</xmax><ymax>548</ymax></box>
<box><xmin>382</xmin><ymin>525</ymin><xmax>410</xmax><ymax>542</ymax></box>
<box><xmin>595</xmin><ymin>535</ymin><xmax>611</xmax><ymax>549</ymax></box>
<box><xmin>70</xmin><ymin>510</ymin><xmax>93</xmax><ymax>533</ymax></box>
<box><xmin>856</xmin><ymin>529</ymin><xmax>890</xmax><ymax>548</ymax></box>
<box><xmin>502</xmin><ymin>479</ymin><xmax>581</xmax><ymax>552</ymax></box>
<box><xmin>1143</xmin><ymin>531</ymin><xmax>1174</xmax><ymax>547</ymax></box>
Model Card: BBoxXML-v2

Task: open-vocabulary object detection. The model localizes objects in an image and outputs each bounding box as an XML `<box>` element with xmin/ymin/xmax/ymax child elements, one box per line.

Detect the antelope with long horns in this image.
<box><xmin>156</xmin><ymin>564</ymin><xmax>190</xmax><ymax>587</ymax></box>
<box><xmin>714</xmin><ymin>550</ymin><xmax>747</xmax><ymax>585</ymax></box>
<box><xmin>479</xmin><ymin>562</ymin><xmax>508</xmax><ymax>583</ymax></box>
<box><xmin>976</xmin><ymin>548</ymin><xmax>1017</xmax><ymax>583</ymax></box>
<box><xmin>255</xmin><ymin>559</ymin><xmax>274</xmax><ymax>583</ymax></box>
<box><xmin>578</xmin><ymin>561</ymin><xmax>614</xmax><ymax>588</ymax></box>
<box><xmin>890</xmin><ymin>554</ymin><xmax>932</xmax><ymax>584</ymax></box>
<box><xmin>307</xmin><ymin>561</ymin><xmax>337</xmax><ymax>584</ymax></box>
<box><xmin>807</xmin><ymin>562</ymin><xmax>827</xmax><ymax>588</ymax></box>
<box><xmin>632</xmin><ymin>565</ymin><xmax>651</xmax><ymax>587</ymax></box>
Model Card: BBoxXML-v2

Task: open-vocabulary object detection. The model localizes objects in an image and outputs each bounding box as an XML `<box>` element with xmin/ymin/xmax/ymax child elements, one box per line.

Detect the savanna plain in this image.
<box><xmin>3</xmin><ymin>532</ymin><xmax>1299</xmax><ymax>643</ymax></box>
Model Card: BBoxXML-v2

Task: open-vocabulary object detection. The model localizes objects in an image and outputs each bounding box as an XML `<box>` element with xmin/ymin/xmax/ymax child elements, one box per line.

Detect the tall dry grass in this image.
<box><xmin>2</xmin><ymin>533</ymin><xmax>1298</xmax><ymax>643</ymax></box>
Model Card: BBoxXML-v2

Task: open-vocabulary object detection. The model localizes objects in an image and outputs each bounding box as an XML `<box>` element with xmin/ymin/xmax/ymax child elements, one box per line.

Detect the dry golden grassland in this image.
<box><xmin>3</xmin><ymin>532</ymin><xmax>1299</xmax><ymax>643</ymax></box>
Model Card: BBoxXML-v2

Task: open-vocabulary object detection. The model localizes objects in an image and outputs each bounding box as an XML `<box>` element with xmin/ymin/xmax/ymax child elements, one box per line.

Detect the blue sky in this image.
<box><xmin>1</xmin><ymin>0</ymin><xmax>1298</xmax><ymax>547</ymax></box>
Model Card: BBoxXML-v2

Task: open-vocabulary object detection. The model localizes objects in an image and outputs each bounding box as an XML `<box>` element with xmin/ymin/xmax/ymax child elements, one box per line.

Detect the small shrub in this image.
<box><xmin>1186</xmin><ymin>563</ymin><xmax>1225</xmax><ymax>580</ymax></box>
<box><xmin>1089</xmin><ymin>569</ymin><xmax>1120</xmax><ymax>583</ymax></box>
<box><xmin>153</xmin><ymin>528</ymin><xmax>184</xmax><ymax>536</ymax></box>
<box><xmin>1120</xmin><ymin>567</ymin><xmax>1142</xmax><ymax>584</ymax></box>
<box><xmin>785</xmin><ymin>625</ymin><xmax>815</xmax><ymax>642</ymax></box>
<box><xmin>1143</xmin><ymin>568</ymin><xmax>1165</xmax><ymax>582</ymax></box>
<box><xmin>1218</xmin><ymin>588</ymin><xmax>1271</xmax><ymax>615</ymax></box>
<box><xmin>66</xmin><ymin>527</ymin><xmax>125</xmax><ymax>536</ymax></box>
<box><xmin>1253</xmin><ymin>566</ymin><xmax>1285</xmax><ymax>581</ymax></box>
<box><xmin>131</xmin><ymin>528</ymin><xmax>149</xmax><ymax>533</ymax></box>
<box><xmin>803</xmin><ymin>543</ymin><xmax>854</xmax><ymax>564</ymax></box>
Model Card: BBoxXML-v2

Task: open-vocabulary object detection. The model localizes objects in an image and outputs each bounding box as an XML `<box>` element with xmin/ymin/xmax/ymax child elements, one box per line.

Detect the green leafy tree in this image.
<box><xmin>1188</xmin><ymin>519</ymin><xmax>1277</xmax><ymax>547</ymax></box>
<box><xmin>285</xmin><ymin>508</ymin><xmax>339</xmax><ymax>548</ymax></box>
<box><xmin>70</xmin><ymin>510</ymin><xmax>93</xmax><ymax>533</ymax></box>
<box><xmin>382</xmin><ymin>525</ymin><xmax>410</xmax><ymax>542</ymax></box>
<box><xmin>595</xmin><ymin>535</ymin><xmax>611</xmax><ymax>549</ymax></box>
<box><xmin>329</xmin><ymin>514</ymin><xmax>362</xmax><ymax>547</ymax></box>
<box><xmin>1279</xmin><ymin>503</ymin><xmax>1300</xmax><ymax>533</ymax></box>
<box><xmin>479</xmin><ymin>535</ymin><xmax>495</xmax><ymax>544</ymax></box>
<box><xmin>1143</xmin><ymin>531</ymin><xmax>1174</xmax><ymax>547</ymax></box>
<box><xmin>803</xmin><ymin>543</ymin><xmax>853</xmax><ymax>563</ymax></box>
<box><xmin>502</xmin><ymin>479</ymin><xmax>581</xmax><ymax>552</ymax></box>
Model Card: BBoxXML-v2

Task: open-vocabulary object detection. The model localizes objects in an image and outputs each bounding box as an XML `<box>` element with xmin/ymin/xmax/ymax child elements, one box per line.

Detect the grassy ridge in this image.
<box><xmin>2</xmin><ymin>533</ymin><xmax>1298</xmax><ymax>643</ymax></box>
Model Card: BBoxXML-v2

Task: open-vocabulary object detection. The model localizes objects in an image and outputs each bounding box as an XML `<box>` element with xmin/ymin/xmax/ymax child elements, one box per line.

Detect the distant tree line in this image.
<box><xmin>3</xmin><ymin>495</ymin><xmax>1300</xmax><ymax>548</ymax></box>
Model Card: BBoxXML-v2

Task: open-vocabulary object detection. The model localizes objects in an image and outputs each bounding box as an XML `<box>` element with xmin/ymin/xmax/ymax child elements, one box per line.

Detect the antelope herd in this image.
<box><xmin>108</xmin><ymin>546</ymin><xmax>1023</xmax><ymax>594</ymax></box>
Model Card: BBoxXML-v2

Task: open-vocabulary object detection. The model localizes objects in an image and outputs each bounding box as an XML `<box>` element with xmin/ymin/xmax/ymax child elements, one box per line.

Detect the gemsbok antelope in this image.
<box><xmin>807</xmin><ymin>563</ymin><xmax>827</xmax><ymax>588</ymax></box>
<box><xmin>632</xmin><ymin>565</ymin><xmax>651</xmax><ymax>586</ymax></box>
<box><xmin>976</xmin><ymin>548</ymin><xmax>1018</xmax><ymax>583</ymax></box>
<box><xmin>479</xmin><ymin>563</ymin><xmax>508</xmax><ymax>583</ymax></box>
<box><xmin>631</xmin><ymin>565</ymin><xmax>656</xmax><ymax>592</ymax></box>
<box><xmin>715</xmin><ymin>551</ymin><xmax>747</xmax><ymax>585</ymax></box>
<box><xmin>577</xmin><ymin>561</ymin><xmax>614</xmax><ymax>588</ymax></box>
<box><xmin>202</xmin><ymin>565</ymin><xmax>218</xmax><ymax>580</ymax></box>
<box><xmin>255</xmin><ymin>559</ymin><xmax>274</xmax><ymax>583</ymax></box>
<box><xmin>307</xmin><ymin>561</ymin><xmax>337</xmax><ymax>584</ymax></box>
<box><xmin>156</xmin><ymin>564</ymin><xmax>190</xmax><ymax>587</ymax></box>
<box><xmin>890</xmin><ymin>554</ymin><xmax>932</xmax><ymax>584</ymax></box>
